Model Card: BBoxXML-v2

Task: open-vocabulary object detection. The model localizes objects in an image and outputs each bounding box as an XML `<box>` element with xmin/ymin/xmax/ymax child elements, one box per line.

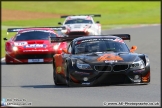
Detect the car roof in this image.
<box><xmin>18</xmin><ymin>28</ymin><xmax>54</xmax><ymax>33</ymax></box>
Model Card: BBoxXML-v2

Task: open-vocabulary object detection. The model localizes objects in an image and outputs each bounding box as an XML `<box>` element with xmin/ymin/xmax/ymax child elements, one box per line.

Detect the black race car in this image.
<box><xmin>51</xmin><ymin>34</ymin><xmax>150</xmax><ymax>87</ymax></box>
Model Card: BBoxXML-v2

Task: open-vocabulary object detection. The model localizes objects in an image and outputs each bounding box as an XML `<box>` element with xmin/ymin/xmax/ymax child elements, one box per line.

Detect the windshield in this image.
<box><xmin>65</xmin><ymin>19</ymin><xmax>93</xmax><ymax>24</ymax></box>
<box><xmin>74</xmin><ymin>40</ymin><xmax>129</xmax><ymax>54</ymax></box>
<box><xmin>15</xmin><ymin>31</ymin><xmax>57</xmax><ymax>41</ymax></box>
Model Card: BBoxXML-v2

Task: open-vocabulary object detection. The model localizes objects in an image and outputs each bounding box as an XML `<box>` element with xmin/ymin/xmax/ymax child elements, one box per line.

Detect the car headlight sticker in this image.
<box><xmin>76</xmin><ymin>59</ymin><xmax>92</xmax><ymax>70</ymax></box>
<box><xmin>130</xmin><ymin>60</ymin><xmax>145</xmax><ymax>69</ymax></box>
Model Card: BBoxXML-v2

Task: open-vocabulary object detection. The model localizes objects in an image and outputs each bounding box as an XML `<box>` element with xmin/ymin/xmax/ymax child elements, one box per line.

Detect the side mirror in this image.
<box><xmin>96</xmin><ymin>21</ymin><xmax>100</xmax><ymax>23</ymax></box>
<box><xmin>62</xmin><ymin>48</ymin><xmax>70</xmax><ymax>54</ymax></box>
<box><xmin>130</xmin><ymin>46</ymin><xmax>137</xmax><ymax>53</ymax></box>
<box><xmin>3</xmin><ymin>37</ymin><xmax>8</xmax><ymax>41</ymax></box>
<box><xmin>58</xmin><ymin>22</ymin><xmax>62</xmax><ymax>25</ymax></box>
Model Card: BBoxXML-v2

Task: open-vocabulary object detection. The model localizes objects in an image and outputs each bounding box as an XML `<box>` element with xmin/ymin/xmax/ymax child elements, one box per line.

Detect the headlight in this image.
<box><xmin>12</xmin><ymin>46</ymin><xmax>18</xmax><ymax>51</ymax></box>
<box><xmin>61</xmin><ymin>29</ymin><xmax>67</xmax><ymax>33</ymax></box>
<box><xmin>86</xmin><ymin>29</ymin><xmax>96</xmax><ymax>35</ymax></box>
<box><xmin>87</xmin><ymin>29</ymin><xmax>93</xmax><ymax>33</ymax></box>
<box><xmin>145</xmin><ymin>57</ymin><xmax>150</xmax><ymax>66</ymax></box>
<box><xmin>53</xmin><ymin>43</ymin><xmax>60</xmax><ymax>50</ymax></box>
<box><xmin>76</xmin><ymin>59</ymin><xmax>92</xmax><ymax>70</ymax></box>
<box><xmin>130</xmin><ymin>60</ymin><xmax>145</xmax><ymax>69</ymax></box>
<box><xmin>53</xmin><ymin>45</ymin><xmax>59</xmax><ymax>50</ymax></box>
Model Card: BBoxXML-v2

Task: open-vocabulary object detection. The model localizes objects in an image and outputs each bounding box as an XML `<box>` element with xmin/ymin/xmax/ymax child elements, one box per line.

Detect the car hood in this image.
<box><xmin>73</xmin><ymin>52</ymin><xmax>139</xmax><ymax>64</ymax></box>
<box><xmin>65</xmin><ymin>24</ymin><xmax>91</xmax><ymax>31</ymax></box>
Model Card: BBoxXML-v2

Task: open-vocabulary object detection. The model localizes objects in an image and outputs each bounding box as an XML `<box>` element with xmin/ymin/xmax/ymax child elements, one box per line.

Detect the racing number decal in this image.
<box><xmin>97</xmin><ymin>54</ymin><xmax>123</xmax><ymax>62</ymax></box>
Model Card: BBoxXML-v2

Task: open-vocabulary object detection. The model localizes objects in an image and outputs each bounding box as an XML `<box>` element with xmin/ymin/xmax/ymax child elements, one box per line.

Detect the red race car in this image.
<box><xmin>3</xmin><ymin>27</ymin><xmax>68</xmax><ymax>64</ymax></box>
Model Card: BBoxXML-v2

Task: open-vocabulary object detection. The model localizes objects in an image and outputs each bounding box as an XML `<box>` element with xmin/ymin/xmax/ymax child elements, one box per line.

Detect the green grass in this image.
<box><xmin>1</xmin><ymin>1</ymin><xmax>161</xmax><ymax>58</ymax></box>
<box><xmin>1</xmin><ymin>30</ymin><xmax>8</xmax><ymax>58</ymax></box>
<box><xmin>2</xmin><ymin>1</ymin><xmax>160</xmax><ymax>26</ymax></box>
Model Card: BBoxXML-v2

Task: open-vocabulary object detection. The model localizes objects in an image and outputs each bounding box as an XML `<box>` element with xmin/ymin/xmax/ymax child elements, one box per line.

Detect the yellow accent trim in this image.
<box><xmin>56</xmin><ymin>67</ymin><xmax>61</xmax><ymax>73</ymax></box>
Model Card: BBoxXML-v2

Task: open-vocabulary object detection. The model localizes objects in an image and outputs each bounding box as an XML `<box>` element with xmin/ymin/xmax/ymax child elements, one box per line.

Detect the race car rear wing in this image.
<box><xmin>109</xmin><ymin>34</ymin><xmax>131</xmax><ymax>41</ymax></box>
<box><xmin>61</xmin><ymin>14</ymin><xmax>101</xmax><ymax>18</ymax></box>
<box><xmin>50</xmin><ymin>35</ymin><xmax>79</xmax><ymax>43</ymax></box>
<box><xmin>50</xmin><ymin>34</ymin><xmax>131</xmax><ymax>43</ymax></box>
<box><xmin>7</xmin><ymin>26</ymin><xmax>66</xmax><ymax>34</ymax></box>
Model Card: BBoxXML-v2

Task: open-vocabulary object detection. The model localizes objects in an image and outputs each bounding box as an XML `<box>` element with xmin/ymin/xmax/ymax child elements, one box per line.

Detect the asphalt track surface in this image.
<box><xmin>1</xmin><ymin>25</ymin><xmax>161</xmax><ymax>107</ymax></box>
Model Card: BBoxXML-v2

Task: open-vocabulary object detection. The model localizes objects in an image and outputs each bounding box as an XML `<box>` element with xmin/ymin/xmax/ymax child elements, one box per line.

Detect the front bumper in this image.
<box><xmin>68</xmin><ymin>65</ymin><xmax>150</xmax><ymax>86</ymax></box>
<box><xmin>5</xmin><ymin>53</ymin><xmax>54</xmax><ymax>63</ymax></box>
<box><xmin>5</xmin><ymin>50</ymin><xmax>57</xmax><ymax>63</ymax></box>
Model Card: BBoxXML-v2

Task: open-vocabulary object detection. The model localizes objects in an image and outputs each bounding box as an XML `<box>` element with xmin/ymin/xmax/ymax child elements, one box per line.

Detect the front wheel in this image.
<box><xmin>66</xmin><ymin>67</ymin><xmax>71</xmax><ymax>87</ymax></box>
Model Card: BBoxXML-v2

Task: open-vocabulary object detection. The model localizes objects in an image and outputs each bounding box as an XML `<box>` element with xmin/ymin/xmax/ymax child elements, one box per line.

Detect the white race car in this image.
<box><xmin>58</xmin><ymin>14</ymin><xmax>101</xmax><ymax>36</ymax></box>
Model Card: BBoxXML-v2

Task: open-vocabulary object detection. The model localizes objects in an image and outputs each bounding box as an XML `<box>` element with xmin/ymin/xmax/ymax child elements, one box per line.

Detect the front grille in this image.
<box><xmin>94</xmin><ymin>65</ymin><xmax>112</xmax><ymax>72</ymax></box>
<box><xmin>68</xmin><ymin>32</ymin><xmax>87</xmax><ymax>35</ymax></box>
<box><xmin>113</xmin><ymin>64</ymin><xmax>129</xmax><ymax>72</ymax></box>
<box><xmin>15</xmin><ymin>54</ymin><xmax>53</xmax><ymax>59</ymax></box>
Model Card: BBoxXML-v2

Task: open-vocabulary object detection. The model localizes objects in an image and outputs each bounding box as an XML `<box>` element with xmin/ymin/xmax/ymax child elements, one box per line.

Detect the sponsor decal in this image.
<box><xmin>134</xmin><ymin>79</ymin><xmax>141</xmax><ymax>83</ymax></box>
<box><xmin>23</xmin><ymin>49</ymin><xmax>48</xmax><ymax>52</ymax></box>
<box><xmin>82</xmin><ymin>82</ymin><xmax>90</xmax><ymax>85</ymax></box>
<box><xmin>14</xmin><ymin>42</ymin><xmax>27</xmax><ymax>46</ymax></box>
<box><xmin>24</xmin><ymin>44</ymin><xmax>46</xmax><ymax>48</ymax></box>
<box><xmin>75</xmin><ymin>38</ymin><xmax>114</xmax><ymax>44</ymax></box>
<box><xmin>75</xmin><ymin>38</ymin><xmax>125</xmax><ymax>45</ymax></box>
<box><xmin>97</xmin><ymin>54</ymin><xmax>123</xmax><ymax>62</ymax></box>
<box><xmin>56</xmin><ymin>67</ymin><xmax>62</xmax><ymax>73</ymax></box>
<box><xmin>105</xmin><ymin>60</ymin><xmax>117</xmax><ymax>63</ymax></box>
<box><xmin>81</xmin><ymin>38</ymin><xmax>114</xmax><ymax>42</ymax></box>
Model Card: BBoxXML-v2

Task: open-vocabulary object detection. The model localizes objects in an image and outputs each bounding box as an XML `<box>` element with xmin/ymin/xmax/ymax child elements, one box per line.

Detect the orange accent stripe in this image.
<box><xmin>142</xmin><ymin>71</ymin><xmax>150</xmax><ymax>82</ymax></box>
<box><xmin>70</xmin><ymin>75</ymin><xmax>80</xmax><ymax>83</ymax></box>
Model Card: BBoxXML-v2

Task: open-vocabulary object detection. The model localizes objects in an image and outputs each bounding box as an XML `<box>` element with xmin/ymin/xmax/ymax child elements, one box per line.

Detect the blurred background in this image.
<box><xmin>1</xmin><ymin>1</ymin><xmax>160</xmax><ymax>57</ymax></box>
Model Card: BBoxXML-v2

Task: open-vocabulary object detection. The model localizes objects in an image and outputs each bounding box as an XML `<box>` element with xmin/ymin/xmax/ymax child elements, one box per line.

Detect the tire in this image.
<box><xmin>53</xmin><ymin>68</ymin><xmax>59</xmax><ymax>85</ymax></box>
<box><xmin>66</xmin><ymin>67</ymin><xmax>71</xmax><ymax>87</ymax></box>
<box><xmin>66</xmin><ymin>67</ymin><xmax>79</xmax><ymax>87</ymax></box>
